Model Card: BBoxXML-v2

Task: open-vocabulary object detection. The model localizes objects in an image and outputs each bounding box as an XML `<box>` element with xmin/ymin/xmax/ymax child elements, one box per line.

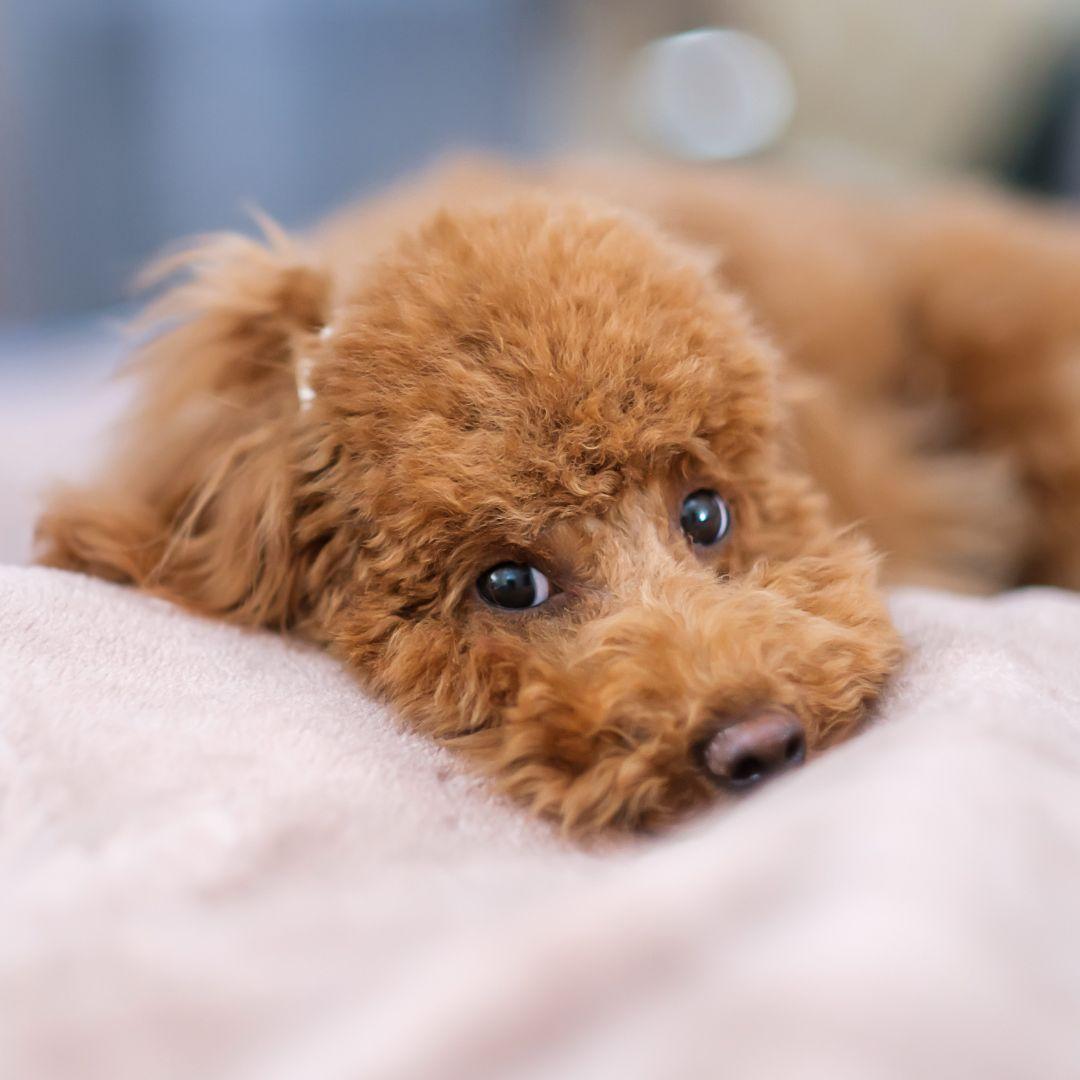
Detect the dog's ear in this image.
<box><xmin>36</xmin><ymin>220</ymin><xmax>333</xmax><ymax>629</ymax></box>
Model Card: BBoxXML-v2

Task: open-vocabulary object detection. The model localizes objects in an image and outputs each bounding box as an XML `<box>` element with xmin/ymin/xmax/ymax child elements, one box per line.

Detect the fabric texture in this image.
<box><xmin>2</xmin><ymin>564</ymin><xmax>1080</xmax><ymax>1079</ymax></box>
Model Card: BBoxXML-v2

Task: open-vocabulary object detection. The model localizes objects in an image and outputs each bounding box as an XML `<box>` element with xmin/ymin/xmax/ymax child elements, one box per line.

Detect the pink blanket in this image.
<box><xmin>3</xmin><ymin>563</ymin><xmax>1080</xmax><ymax>1079</ymax></box>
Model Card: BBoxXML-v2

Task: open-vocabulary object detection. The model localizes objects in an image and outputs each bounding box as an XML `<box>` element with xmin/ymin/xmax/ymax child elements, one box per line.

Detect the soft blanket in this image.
<box><xmin>2</xmin><ymin>564</ymin><xmax>1080</xmax><ymax>1079</ymax></box>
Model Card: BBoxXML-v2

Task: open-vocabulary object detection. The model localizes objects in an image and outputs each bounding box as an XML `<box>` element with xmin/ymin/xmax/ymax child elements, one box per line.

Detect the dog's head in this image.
<box><xmin>39</xmin><ymin>193</ymin><xmax>901</xmax><ymax>834</ymax></box>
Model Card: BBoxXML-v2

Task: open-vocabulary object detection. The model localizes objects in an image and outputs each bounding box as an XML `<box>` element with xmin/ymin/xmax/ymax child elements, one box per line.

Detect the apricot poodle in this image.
<box><xmin>37</xmin><ymin>159</ymin><xmax>1080</xmax><ymax>834</ymax></box>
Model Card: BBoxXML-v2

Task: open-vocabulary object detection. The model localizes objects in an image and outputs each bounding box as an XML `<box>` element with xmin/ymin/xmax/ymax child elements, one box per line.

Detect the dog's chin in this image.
<box><xmin>454</xmin><ymin>723</ymin><xmax>715</xmax><ymax>836</ymax></box>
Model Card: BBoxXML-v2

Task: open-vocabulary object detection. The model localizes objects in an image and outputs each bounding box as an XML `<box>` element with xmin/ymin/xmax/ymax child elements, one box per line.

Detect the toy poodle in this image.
<box><xmin>37</xmin><ymin>158</ymin><xmax>1080</xmax><ymax>834</ymax></box>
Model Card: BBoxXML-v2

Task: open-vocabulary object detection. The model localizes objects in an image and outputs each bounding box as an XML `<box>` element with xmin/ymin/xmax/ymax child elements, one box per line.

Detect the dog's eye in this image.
<box><xmin>680</xmin><ymin>489</ymin><xmax>731</xmax><ymax>546</ymax></box>
<box><xmin>477</xmin><ymin>562</ymin><xmax>551</xmax><ymax>609</ymax></box>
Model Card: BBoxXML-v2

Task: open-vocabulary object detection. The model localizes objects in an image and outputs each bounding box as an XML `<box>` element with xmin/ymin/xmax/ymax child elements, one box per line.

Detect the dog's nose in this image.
<box><xmin>700</xmin><ymin>707</ymin><xmax>806</xmax><ymax>790</ymax></box>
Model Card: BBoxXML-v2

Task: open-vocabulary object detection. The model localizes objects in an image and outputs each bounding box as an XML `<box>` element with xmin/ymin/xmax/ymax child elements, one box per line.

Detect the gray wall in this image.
<box><xmin>0</xmin><ymin>0</ymin><xmax>563</xmax><ymax>322</ymax></box>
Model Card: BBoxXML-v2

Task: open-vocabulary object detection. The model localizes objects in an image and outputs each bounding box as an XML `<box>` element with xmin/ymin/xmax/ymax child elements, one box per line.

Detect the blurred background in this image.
<box><xmin>1</xmin><ymin>0</ymin><xmax>1080</xmax><ymax>558</ymax></box>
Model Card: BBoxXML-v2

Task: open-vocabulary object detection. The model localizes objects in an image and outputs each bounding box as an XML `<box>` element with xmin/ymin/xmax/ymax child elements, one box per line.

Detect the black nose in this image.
<box><xmin>701</xmin><ymin>708</ymin><xmax>806</xmax><ymax>790</ymax></box>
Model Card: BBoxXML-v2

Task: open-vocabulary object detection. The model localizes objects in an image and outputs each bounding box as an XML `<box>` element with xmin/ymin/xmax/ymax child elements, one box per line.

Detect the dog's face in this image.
<box><xmin>39</xmin><ymin>192</ymin><xmax>901</xmax><ymax>835</ymax></box>
<box><xmin>302</xmin><ymin>199</ymin><xmax>901</xmax><ymax>832</ymax></box>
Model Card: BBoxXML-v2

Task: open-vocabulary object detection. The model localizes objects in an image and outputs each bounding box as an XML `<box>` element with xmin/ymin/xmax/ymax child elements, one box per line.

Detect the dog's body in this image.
<box><xmin>38</xmin><ymin>159</ymin><xmax>1080</xmax><ymax>833</ymax></box>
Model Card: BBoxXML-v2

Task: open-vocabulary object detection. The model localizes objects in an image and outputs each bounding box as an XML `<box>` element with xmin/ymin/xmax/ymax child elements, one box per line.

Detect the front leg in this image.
<box><xmin>897</xmin><ymin>192</ymin><xmax>1080</xmax><ymax>587</ymax></box>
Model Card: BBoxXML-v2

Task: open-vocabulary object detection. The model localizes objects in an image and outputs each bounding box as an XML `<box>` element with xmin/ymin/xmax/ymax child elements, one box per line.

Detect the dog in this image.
<box><xmin>37</xmin><ymin>158</ymin><xmax>1080</xmax><ymax>834</ymax></box>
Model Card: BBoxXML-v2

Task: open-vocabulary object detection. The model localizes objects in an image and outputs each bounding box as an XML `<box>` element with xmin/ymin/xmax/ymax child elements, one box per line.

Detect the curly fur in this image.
<box><xmin>37</xmin><ymin>158</ymin><xmax>1080</xmax><ymax>835</ymax></box>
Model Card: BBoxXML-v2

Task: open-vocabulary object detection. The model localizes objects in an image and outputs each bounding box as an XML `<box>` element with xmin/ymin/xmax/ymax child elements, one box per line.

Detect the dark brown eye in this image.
<box><xmin>680</xmin><ymin>490</ymin><xmax>731</xmax><ymax>546</ymax></box>
<box><xmin>477</xmin><ymin>563</ymin><xmax>551</xmax><ymax>609</ymax></box>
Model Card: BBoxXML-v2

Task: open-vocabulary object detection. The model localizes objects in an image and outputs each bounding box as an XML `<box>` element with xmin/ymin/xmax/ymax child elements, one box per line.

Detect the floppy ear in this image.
<box><xmin>36</xmin><ymin>220</ymin><xmax>332</xmax><ymax>629</ymax></box>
